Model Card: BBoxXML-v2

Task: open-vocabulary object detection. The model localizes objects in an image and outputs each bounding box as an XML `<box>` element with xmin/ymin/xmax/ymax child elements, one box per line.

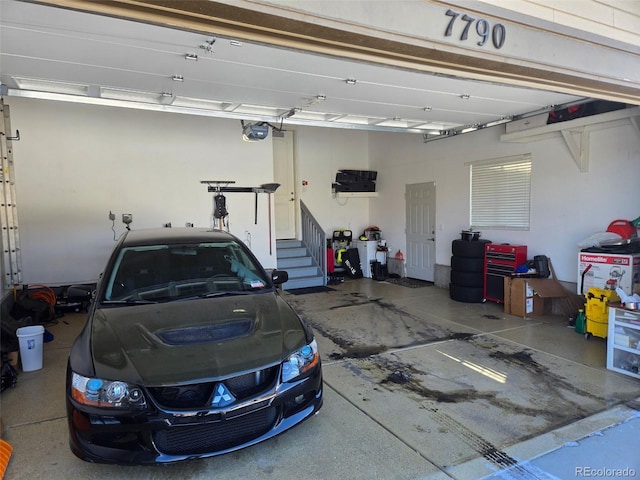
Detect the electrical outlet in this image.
<box><xmin>108</xmin><ymin>211</ymin><xmax>115</xmax><ymax>221</ymax></box>
<box><xmin>122</xmin><ymin>214</ymin><xmax>133</xmax><ymax>225</ymax></box>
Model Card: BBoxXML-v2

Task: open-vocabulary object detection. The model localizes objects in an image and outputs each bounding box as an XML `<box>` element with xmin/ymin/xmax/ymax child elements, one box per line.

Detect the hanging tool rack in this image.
<box><xmin>200</xmin><ymin>180</ymin><xmax>235</xmax><ymax>230</ymax></box>
<box><xmin>200</xmin><ymin>181</ymin><xmax>280</xmax><ymax>252</ymax></box>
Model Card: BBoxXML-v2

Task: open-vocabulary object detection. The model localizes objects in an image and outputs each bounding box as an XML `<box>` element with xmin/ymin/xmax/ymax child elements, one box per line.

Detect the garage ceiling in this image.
<box><xmin>0</xmin><ymin>0</ymin><xmax>589</xmax><ymax>136</ymax></box>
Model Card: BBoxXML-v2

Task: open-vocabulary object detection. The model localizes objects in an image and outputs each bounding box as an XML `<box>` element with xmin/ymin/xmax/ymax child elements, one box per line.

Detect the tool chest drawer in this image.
<box><xmin>484</xmin><ymin>244</ymin><xmax>527</xmax><ymax>303</ymax></box>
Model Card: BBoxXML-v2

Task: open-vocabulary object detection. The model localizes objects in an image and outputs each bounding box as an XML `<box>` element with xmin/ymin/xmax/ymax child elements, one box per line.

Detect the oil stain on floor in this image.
<box><xmin>286</xmin><ymin>286</ymin><xmax>640</xmax><ymax>474</ymax></box>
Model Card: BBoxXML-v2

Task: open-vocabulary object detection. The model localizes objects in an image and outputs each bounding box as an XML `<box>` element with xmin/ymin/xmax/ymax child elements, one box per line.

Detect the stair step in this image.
<box><xmin>276</xmin><ymin>246</ymin><xmax>308</xmax><ymax>258</ymax></box>
<box><xmin>284</xmin><ymin>265</ymin><xmax>321</xmax><ymax>279</ymax></box>
<box><xmin>276</xmin><ymin>239</ymin><xmax>303</xmax><ymax>249</ymax></box>
<box><xmin>276</xmin><ymin>239</ymin><xmax>325</xmax><ymax>290</ymax></box>
<box><xmin>278</xmin><ymin>256</ymin><xmax>313</xmax><ymax>268</ymax></box>
<box><xmin>282</xmin><ymin>275</ymin><xmax>325</xmax><ymax>290</ymax></box>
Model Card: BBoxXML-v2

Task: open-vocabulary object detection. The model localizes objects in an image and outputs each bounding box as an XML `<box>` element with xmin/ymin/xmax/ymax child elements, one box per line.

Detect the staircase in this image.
<box><xmin>276</xmin><ymin>239</ymin><xmax>325</xmax><ymax>290</ymax></box>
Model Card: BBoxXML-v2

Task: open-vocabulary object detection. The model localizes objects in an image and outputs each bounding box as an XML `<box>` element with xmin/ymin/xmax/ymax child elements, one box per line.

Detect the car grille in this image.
<box><xmin>148</xmin><ymin>365</ymin><xmax>279</xmax><ymax>409</ymax></box>
<box><xmin>153</xmin><ymin>406</ymin><xmax>278</xmax><ymax>455</ymax></box>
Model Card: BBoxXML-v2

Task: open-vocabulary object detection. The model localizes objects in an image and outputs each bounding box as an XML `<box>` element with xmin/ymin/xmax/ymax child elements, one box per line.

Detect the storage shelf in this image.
<box><xmin>607</xmin><ymin>305</ymin><xmax>640</xmax><ymax>379</ymax></box>
<box><xmin>500</xmin><ymin>106</ymin><xmax>640</xmax><ymax>173</ymax></box>
<box><xmin>334</xmin><ymin>192</ymin><xmax>378</xmax><ymax>198</ymax></box>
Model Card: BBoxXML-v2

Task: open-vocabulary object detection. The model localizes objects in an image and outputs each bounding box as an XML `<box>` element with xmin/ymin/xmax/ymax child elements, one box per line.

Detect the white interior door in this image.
<box><xmin>406</xmin><ymin>182</ymin><xmax>436</xmax><ymax>281</ymax></box>
<box><xmin>273</xmin><ymin>131</ymin><xmax>296</xmax><ymax>239</ymax></box>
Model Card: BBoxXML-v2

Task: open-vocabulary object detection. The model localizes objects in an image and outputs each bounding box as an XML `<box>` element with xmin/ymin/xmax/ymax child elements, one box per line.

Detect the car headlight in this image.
<box><xmin>281</xmin><ymin>339</ymin><xmax>319</xmax><ymax>383</ymax></box>
<box><xmin>71</xmin><ymin>372</ymin><xmax>146</xmax><ymax>408</ymax></box>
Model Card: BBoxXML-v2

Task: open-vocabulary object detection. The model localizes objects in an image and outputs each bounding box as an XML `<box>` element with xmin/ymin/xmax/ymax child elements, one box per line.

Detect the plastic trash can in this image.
<box><xmin>16</xmin><ymin>325</ymin><xmax>45</xmax><ymax>372</ymax></box>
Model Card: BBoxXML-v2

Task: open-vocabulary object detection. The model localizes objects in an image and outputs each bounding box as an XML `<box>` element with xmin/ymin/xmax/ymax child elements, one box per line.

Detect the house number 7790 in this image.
<box><xmin>444</xmin><ymin>9</ymin><xmax>506</xmax><ymax>49</ymax></box>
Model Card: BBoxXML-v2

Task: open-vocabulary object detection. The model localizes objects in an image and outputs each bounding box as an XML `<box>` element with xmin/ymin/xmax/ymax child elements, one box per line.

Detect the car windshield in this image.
<box><xmin>102</xmin><ymin>240</ymin><xmax>270</xmax><ymax>303</ymax></box>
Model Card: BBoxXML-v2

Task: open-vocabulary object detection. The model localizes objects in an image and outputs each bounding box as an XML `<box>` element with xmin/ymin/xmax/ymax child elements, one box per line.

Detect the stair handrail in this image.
<box><xmin>300</xmin><ymin>200</ymin><xmax>327</xmax><ymax>286</ymax></box>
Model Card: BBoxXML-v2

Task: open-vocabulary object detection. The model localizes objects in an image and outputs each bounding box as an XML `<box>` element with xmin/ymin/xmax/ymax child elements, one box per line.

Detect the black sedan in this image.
<box><xmin>66</xmin><ymin>228</ymin><xmax>323</xmax><ymax>464</ymax></box>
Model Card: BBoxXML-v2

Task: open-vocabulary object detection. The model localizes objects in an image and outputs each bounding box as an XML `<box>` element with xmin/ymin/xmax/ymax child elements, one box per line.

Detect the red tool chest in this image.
<box><xmin>484</xmin><ymin>244</ymin><xmax>528</xmax><ymax>303</ymax></box>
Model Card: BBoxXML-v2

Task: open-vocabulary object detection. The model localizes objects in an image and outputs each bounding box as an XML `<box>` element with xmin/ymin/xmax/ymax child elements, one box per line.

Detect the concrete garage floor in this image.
<box><xmin>2</xmin><ymin>279</ymin><xmax>640</xmax><ymax>479</ymax></box>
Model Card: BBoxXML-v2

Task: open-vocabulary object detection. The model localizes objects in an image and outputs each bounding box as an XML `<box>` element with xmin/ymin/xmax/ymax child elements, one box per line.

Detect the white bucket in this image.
<box><xmin>16</xmin><ymin>325</ymin><xmax>45</xmax><ymax>372</ymax></box>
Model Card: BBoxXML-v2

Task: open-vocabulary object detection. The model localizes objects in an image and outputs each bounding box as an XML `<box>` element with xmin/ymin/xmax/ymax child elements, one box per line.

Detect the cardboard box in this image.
<box><xmin>578</xmin><ymin>252</ymin><xmax>640</xmax><ymax>295</ymax></box>
<box><xmin>504</xmin><ymin>277</ymin><xmax>566</xmax><ymax>317</ymax></box>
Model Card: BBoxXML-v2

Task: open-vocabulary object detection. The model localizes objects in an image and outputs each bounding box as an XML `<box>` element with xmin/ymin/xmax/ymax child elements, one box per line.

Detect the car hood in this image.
<box><xmin>90</xmin><ymin>293</ymin><xmax>307</xmax><ymax>386</ymax></box>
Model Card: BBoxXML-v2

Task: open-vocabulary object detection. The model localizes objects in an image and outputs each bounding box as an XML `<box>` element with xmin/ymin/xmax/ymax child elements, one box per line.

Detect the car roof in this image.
<box><xmin>120</xmin><ymin>228</ymin><xmax>236</xmax><ymax>247</ymax></box>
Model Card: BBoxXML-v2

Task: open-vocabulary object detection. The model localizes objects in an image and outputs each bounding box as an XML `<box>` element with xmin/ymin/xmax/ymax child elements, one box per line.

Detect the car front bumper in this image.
<box><xmin>67</xmin><ymin>368</ymin><xmax>323</xmax><ymax>464</ymax></box>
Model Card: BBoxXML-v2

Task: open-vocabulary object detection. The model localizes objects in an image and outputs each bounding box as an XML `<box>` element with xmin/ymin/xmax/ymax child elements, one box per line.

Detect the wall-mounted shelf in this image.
<box><xmin>334</xmin><ymin>191</ymin><xmax>379</xmax><ymax>198</ymax></box>
<box><xmin>500</xmin><ymin>106</ymin><xmax>640</xmax><ymax>173</ymax></box>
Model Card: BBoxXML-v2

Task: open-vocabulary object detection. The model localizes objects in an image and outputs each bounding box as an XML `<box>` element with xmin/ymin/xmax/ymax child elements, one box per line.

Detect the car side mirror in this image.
<box><xmin>271</xmin><ymin>269</ymin><xmax>289</xmax><ymax>285</ymax></box>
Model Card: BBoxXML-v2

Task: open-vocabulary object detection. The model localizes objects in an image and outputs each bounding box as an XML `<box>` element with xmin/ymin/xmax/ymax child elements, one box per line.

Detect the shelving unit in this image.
<box><xmin>607</xmin><ymin>305</ymin><xmax>640</xmax><ymax>379</ymax></box>
<box><xmin>500</xmin><ymin>106</ymin><xmax>640</xmax><ymax>173</ymax></box>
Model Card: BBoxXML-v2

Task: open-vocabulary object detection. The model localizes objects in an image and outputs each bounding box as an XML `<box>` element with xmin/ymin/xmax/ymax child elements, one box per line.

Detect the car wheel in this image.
<box><xmin>451</xmin><ymin>239</ymin><xmax>491</xmax><ymax>258</ymax></box>
<box><xmin>450</xmin><ymin>271</ymin><xmax>484</xmax><ymax>288</ymax></box>
<box><xmin>449</xmin><ymin>283</ymin><xmax>485</xmax><ymax>303</ymax></box>
<box><xmin>450</xmin><ymin>256</ymin><xmax>484</xmax><ymax>273</ymax></box>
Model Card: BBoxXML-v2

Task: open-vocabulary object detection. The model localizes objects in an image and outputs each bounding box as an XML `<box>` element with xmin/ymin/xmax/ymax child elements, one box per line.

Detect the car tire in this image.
<box><xmin>450</xmin><ymin>256</ymin><xmax>484</xmax><ymax>273</ymax></box>
<box><xmin>451</xmin><ymin>239</ymin><xmax>491</xmax><ymax>258</ymax></box>
<box><xmin>450</xmin><ymin>271</ymin><xmax>484</xmax><ymax>288</ymax></box>
<box><xmin>449</xmin><ymin>283</ymin><xmax>485</xmax><ymax>303</ymax></box>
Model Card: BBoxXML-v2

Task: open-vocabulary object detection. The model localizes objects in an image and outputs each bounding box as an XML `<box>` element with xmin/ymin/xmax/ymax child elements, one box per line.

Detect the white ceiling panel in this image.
<box><xmin>0</xmin><ymin>0</ymin><xmax>589</xmax><ymax>135</ymax></box>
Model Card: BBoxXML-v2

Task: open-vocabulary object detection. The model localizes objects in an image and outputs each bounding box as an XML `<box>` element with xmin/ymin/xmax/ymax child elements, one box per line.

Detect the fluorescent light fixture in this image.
<box><xmin>12</xmin><ymin>77</ymin><xmax>89</xmax><ymax>96</ymax></box>
<box><xmin>233</xmin><ymin>104</ymin><xmax>282</xmax><ymax>116</ymax></box>
<box><xmin>374</xmin><ymin>118</ymin><xmax>411</xmax><ymax>128</ymax></box>
<box><xmin>5</xmin><ymin>88</ymin><xmax>470</xmax><ymax>135</ymax></box>
<box><xmin>171</xmin><ymin>96</ymin><xmax>227</xmax><ymax>110</ymax></box>
<box><xmin>100</xmin><ymin>87</ymin><xmax>166</xmax><ymax>103</ymax></box>
<box><xmin>333</xmin><ymin>115</ymin><xmax>374</xmax><ymax>125</ymax></box>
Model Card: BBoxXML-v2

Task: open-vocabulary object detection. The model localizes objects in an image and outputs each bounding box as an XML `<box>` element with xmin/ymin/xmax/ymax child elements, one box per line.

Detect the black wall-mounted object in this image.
<box><xmin>333</xmin><ymin>170</ymin><xmax>378</xmax><ymax>192</ymax></box>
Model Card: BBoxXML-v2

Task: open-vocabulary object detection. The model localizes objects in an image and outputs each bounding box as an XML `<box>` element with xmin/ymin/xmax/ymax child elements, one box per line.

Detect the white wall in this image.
<box><xmin>479</xmin><ymin>0</ymin><xmax>640</xmax><ymax>46</ymax></box>
<box><xmin>293</xmin><ymin>126</ymin><xmax>371</xmax><ymax>237</ymax></box>
<box><xmin>368</xmin><ymin>123</ymin><xmax>640</xmax><ymax>284</ymax></box>
<box><xmin>9</xmin><ymin>97</ymin><xmax>275</xmax><ymax>285</ymax></box>
<box><xmin>6</xmin><ymin>96</ymin><xmax>639</xmax><ymax>288</ymax></box>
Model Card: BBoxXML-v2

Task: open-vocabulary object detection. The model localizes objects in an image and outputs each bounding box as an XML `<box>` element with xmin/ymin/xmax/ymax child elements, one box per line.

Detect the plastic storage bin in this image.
<box><xmin>16</xmin><ymin>325</ymin><xmax>45</xmax><ymax>372</ymax></box>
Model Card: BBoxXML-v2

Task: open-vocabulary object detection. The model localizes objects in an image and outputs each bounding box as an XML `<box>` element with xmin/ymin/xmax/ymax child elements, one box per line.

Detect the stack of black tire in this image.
<box><xmin>450</xmin><ymin>239</ymin><xmax>491</xmax><ymax>303</ymax></box>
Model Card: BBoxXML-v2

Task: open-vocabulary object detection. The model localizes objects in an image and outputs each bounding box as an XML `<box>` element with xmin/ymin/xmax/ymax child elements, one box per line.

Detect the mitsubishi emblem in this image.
<box><xmin>211</xmin><ymin>383</ymin><xmax>235</xmax><ymax>408</ymax></box>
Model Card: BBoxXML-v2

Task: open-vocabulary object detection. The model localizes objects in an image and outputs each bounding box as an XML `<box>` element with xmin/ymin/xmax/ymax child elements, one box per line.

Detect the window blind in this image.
<box><xmin>469</xmin><ymin>154</ymin><xmax>531</xmax><ymax>230</ymax></box>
